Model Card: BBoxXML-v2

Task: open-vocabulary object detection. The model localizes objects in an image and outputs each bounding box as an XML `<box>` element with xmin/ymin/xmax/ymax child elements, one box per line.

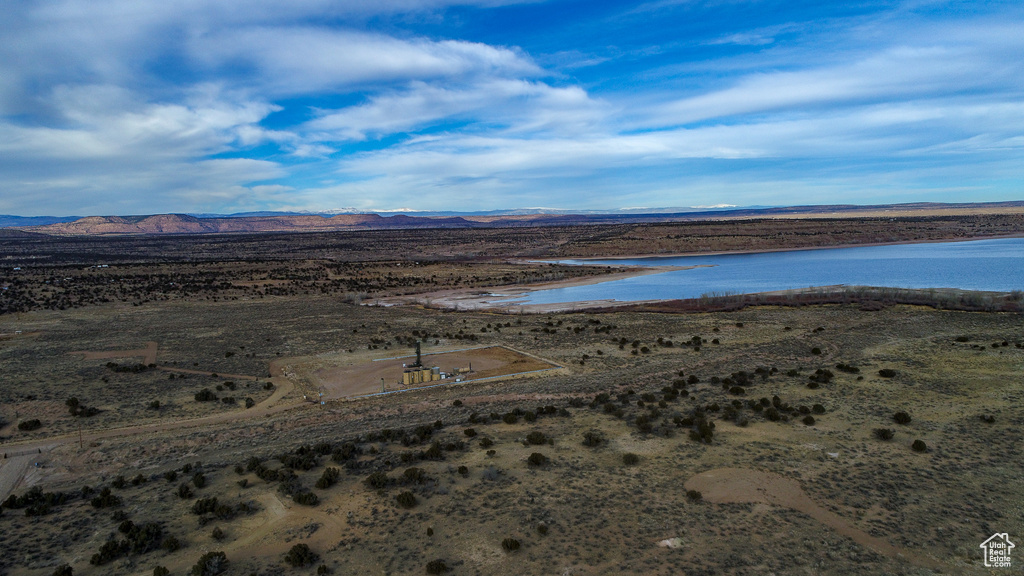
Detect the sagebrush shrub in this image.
<box><xmin>284</xmin><ymin>544</ymin><xmax>318</xmax><ymax>567</ymax></box>
<box><xmin>527</xmin><ymin>452</ymin><xmax>548</xmax><ymax>466</ymax></box>
<box><xmin>395</xmin><ymin>491</ymin><xmax>417</xmax><ymax>508</ymax></box>
<box><xmin>425</xmin><ymin>559</ymin><xmax>449</xmax><ymax>574</ymax></box>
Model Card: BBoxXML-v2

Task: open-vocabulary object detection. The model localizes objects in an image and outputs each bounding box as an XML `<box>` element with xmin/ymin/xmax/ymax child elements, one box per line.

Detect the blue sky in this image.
<box><xmin>1</xmin><ymin>0</ymin><xmax>1022</xmax><ymax>215</ymax></box>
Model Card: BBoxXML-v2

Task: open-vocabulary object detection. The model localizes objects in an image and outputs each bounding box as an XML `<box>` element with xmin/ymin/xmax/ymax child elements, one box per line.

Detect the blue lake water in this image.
<box><xmin>512</xmin><ymin>238</ymin><xmax>1024</xmax><ymax>305</ymax></box>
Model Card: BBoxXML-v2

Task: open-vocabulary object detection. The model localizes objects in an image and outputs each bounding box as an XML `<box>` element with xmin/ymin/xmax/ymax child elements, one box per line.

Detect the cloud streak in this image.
<box><xmin>306</xmin><ymin>79</ymin><xmax>603</xmax><ymax>140</ymax></box>
<box><xmin>188</xmin><ymin>28</ymin><xmax>541</xmax><ymax>95</ymax></box>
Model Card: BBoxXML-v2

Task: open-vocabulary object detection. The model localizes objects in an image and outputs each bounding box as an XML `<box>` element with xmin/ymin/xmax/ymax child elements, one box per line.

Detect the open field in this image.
<box><xmin>1</xmin><ymin>290</ymin><xmax>1022</xmax><ymax>575</ymax></box>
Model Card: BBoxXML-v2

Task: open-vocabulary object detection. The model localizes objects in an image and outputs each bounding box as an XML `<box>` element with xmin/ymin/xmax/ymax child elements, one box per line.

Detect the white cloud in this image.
<box><xmin>0</xmin><ymin>85</ymin><xmax>278</xmax><ymax>160</ymax></box>
<box><xmin>0</xmin><ymin>0</ymin><xmax>557</xmax><ymax>214</ymax></box>
<box><xmin>637</xmin><ymin>19</ymin><xmax>1024</xmax><ymax>128</ymax></box>
<box><xmin>1</xmin><ymin>0</ymin><xmax>1022</xmax><ymax>214</ymax></box>
<box><xmin>709</xmin><ymin>33</ymin><xmax>775</xmax><ymax>46</ymax></box>
<box><xmin>0</xmin><ymin>1</ymin><xmax>544</xmax><ymax>114</ymax></box>
<box><xmin>0</xmin><ymin>156</ymin><xmax>287</xmax><ymax>216</ymax></box>
<box><xmin>305</xmin><ymin>79</ymin><xmax>604</xmax><ymax>140</ymax></box>
<box><xmin>0</xmin><ymin>83</ymin><xmax>289</xmax><ymax>215</ymax></box>
<box><xmin>649</xmin><ymin>48</ymin><xmax>980</xmax><ymax>126</ymax></box>
<box><xmin>304</xmin><ymin>89</ymin><xmax>1024</xmax><ymax>211</ymax></box>
<box><xmin>188</xmin><ymin>28</ymin><xmax>540</xmax><ymax>95</ymax></box>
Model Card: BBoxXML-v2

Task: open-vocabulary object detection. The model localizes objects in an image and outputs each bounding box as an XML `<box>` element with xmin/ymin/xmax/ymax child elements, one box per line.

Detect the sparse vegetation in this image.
<box><xmin>17</xmin><ymin>419</ymin><xmax>42</xmax><ymax>431</ymax></box>
<box><xmin>90</xmin><ymin>487</ymin><xmax>121</xmax><ymax>508</ymax></box>
<box><xmin>190</xmin><ymin>551</ymin><xmax>228</xmax><ymax>576</ymax></box>
<box><xmin>525</xmin><ymin>431</ymin><xmax>547</xmax><ymax>445</ymax></box>
<box><xmin>873</xmin><ymin>428</ymin><xmax>895</xmax><ymax>441</ymax></box>
<box><xmin>426</xmin><ymin>559</ymin><xmax>449</xmax><ymax>574</ymax></box>
<box><xmin>285</xmin><ymin>543</ymin><xmax>319</xmax><ymax>568</ymax></box>
<box><xmin>582</xmin><ymin>430</ymin><xmax>605</xmax><ymax>447</ymax></box>
<box><xmin>194</xmin><ymin>389</ymin><xmax>218</xmax><ymax>402</ymax></box>
<box><xmin>293</xmin><ymin>491</ymin><xmax>319</xmax><ymax>506</ymax></box>
<box><xmin>893</xmin><ymin>411</ymin><xmax>912</xmax><ymax>425</ymax></box>
<box><xmin>395</xmin><ymin>491</ymin><xmax>418</xmax><ymax>508</ymax></box>
<box><xmin>2</xmin><ymin>226</ymin><xmax>1023</xmax><ymax>576</ymax></box>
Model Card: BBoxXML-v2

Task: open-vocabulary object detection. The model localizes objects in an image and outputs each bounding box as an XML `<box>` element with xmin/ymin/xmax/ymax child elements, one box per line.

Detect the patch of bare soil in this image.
<box><xmin>685</xmin><ymin>468</ymin><xmax>943</xmax><ymax>569</ymax></box>
<box><xmin>0</xmin><ymin>453</ymin><xmax>35</xmax><ymax>500</ymax></box>
<box><xmin>69</xmin><ymin>340</ymin><xmax>158</xmax><ymax>365</ymax></box>
<box><xmin>311</xmin><ymin>346</ymin><xmax>559</xmax><ymax>398</ymax></box>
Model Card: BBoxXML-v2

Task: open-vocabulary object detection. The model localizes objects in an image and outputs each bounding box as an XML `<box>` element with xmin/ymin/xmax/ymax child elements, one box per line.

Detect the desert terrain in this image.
<box><xmin>1</xmin><ymin>217</ymin><xmax>1022</xmax><ymax>576</ymax></box>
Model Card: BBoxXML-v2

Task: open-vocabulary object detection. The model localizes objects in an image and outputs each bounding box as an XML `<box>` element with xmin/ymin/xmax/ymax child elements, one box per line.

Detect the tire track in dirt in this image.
<box><xmin>0</xmin><ymin>453</ymin><xmax>35</xmax><ymax>500</ymax></box>
<box><xmin>684</xmin><ymin>468</ymin><xmax>944</xmax><ymax>570</ymax></box>
<box><xmin>0</xmin><ymin>365</ymin><xmax>300</xmax><ymax>500</ymax></box>
<box><xmin>157</xmin><ymin>491</ymin><xmax>362</xmax><ymax>574</ymax></box>
<box><xmin>69</xmin><ymin>340</ymin><xmax>158</xmax><ymax>365</ymax></box>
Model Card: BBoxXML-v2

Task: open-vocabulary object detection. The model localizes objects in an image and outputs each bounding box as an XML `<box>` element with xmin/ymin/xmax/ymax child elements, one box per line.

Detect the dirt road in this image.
<box><xmin>685</xmin><ymin>467</ymin><xmax>945</xmax><ymax>570</ymax></box>
<box><xmin>0</xmin><ymin>361</ymin><xmax>301</xmax><ymax>500</ymax></box>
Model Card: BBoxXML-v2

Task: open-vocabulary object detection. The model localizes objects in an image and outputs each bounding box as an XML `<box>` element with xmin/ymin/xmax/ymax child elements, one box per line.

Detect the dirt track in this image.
<box><xmin>0</xmin><ymin>353</ymin><xmax>303</xmax><ymax>501</ymax></box>
<box><xmin>69</xmin><ymin>340</ymin><xmax>158</xmax><ymax>364</ymax></box>
<box><xmin>684</xmin><ymin>468</ymin><xmax>944</xmax><ymax>569</ymax></box>
<box><xmin>0</xmin><ymin>453</ymin><xmax>35</xmax><ymax>501</ymax></box>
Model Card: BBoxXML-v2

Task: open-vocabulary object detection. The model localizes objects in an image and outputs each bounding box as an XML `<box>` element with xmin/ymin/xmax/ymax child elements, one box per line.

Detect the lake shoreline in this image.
<box><xmin>534</xmin><ymin>233</ymin><xmax>1024</xmax><ymax>263</ymax></box>
<box><xmin>373</xmin><ymin>234</ymin><xmax>1024</xmax><ymax>313</ymax></box>
<box><xmin>370</xmin><ymin>265</ymin><xmax>693</xmax><ymax>313</ymax></box>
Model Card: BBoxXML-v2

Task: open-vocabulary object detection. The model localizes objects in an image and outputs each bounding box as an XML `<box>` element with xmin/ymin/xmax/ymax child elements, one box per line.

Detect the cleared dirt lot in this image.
<box><xmin>311</xmin><ymin>345</ymin><xmax>559</xmax><ymax>398</ymax></box>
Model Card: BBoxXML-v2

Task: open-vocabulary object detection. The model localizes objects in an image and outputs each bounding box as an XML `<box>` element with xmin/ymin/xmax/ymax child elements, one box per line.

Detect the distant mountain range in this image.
<box><xmin>0</xmin><ymin>215</ymin><xmax>82</xmax><ymax>228</ymax></box>
<box><xmin>183</xmin><ymin>205</ymin><xmax>755</xmax><ymax>218</ymax></box>
<box><xmin>3</xmin><ymin>201</ymin><xmax>1022</xmax><ymax>236</ymax></box>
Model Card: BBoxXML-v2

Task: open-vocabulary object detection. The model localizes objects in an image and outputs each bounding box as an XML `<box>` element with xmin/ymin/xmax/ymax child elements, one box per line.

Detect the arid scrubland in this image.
<box><xmin>3</xmin><ymin>213</ymin><xmax>1023</xmax><ymax>316</ymax></box>
<box><xmin>2</xmin><ymin>292</ymin><xmax>1022</xmax><ymax>576</ymax></box>
<box><xmin>2</xmin><ymin>219</ymin><xmax>1023</xmax><ymax>575</ymax></box>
